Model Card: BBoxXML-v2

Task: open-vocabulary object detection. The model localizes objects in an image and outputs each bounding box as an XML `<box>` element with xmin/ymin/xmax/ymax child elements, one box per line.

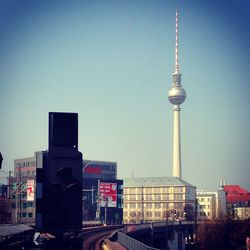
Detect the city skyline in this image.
<box><xmin>0</xmin><ymin>0</ymin><xmax>249</xmax><ymax>191</ymax></box>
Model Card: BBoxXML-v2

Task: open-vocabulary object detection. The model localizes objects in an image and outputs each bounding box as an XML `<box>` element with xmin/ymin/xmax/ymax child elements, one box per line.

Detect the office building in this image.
<box><xmin>7</xmin><ymin>155</ymin><xmax>36</xmax><ymax>225</ymax></box>
<box><xmin>82</xmin><ymin>160</ymin><xmax>123</xmax><ymax>225</ymax></box>
<box><xmin>123</xmin><ymin>177</ymin><xmax>196</xmax><ymax>224</ymax></box>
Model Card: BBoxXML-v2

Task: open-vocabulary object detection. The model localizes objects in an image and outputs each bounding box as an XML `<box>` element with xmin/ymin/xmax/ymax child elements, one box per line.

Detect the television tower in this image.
<box><xmin>168</xmin><ymin>10</ymin><xmax>186</xmax><ymax>179</ymax></box>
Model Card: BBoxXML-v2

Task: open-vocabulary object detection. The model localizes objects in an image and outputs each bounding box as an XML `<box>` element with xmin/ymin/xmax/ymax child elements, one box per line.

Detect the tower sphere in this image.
<box><xmin>168</xmin><ymin>86</ymin><xmax>186</xmax><ymax>105</ymax></box>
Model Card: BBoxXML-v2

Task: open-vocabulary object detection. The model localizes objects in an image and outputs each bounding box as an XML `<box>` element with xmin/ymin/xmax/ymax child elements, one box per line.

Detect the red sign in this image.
<box><xmin>99</xmin><ymin>182</ymin><xmax>117</xmax><ymax>207</ymax></box>
<box><xmin>27</xmin><ymin>180</ymin><xmax>34</xmax><ymax>201</ymax></box>
<box><xmin>83</xmin><ymin>165</ymin><xmax>102</xmax><ymax>174</ymax></box>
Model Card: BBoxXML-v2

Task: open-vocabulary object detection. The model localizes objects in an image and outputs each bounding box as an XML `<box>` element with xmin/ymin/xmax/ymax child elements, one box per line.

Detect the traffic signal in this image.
<box><xmin>36</xmin><ymin>113</ymin><xmax>82</xmax><ymax>233</ymax></box>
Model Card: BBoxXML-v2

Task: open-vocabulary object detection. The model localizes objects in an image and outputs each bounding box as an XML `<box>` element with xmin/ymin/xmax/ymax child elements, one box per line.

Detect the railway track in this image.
<box><xmin>80</xmin><ymin>225</ymin><xmax>124</xmax><ymax>250</ymax></box>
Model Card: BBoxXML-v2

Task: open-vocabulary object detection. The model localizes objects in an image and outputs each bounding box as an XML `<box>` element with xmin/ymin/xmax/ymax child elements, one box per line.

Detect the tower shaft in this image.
<box><xmin>168</xmin><ymin>10</ymin><xmax>186</xmax><ymax>179</ymax></box>
<box><xmin>172</xmin><ymin>105</ymin><xmax>182</xmax><ymax>178</ymax></box>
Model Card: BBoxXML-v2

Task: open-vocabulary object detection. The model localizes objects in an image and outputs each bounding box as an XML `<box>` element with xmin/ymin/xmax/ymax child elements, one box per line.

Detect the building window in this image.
<box><xmin>129</xmin><ymin>195</ymin><xmax>136</xmax><ymax>201</ymax></box>
<box><xmin>129</xmin><ymin>211</ymin><xmax>136</xmax><ymax>217</ymax></box>
<box><xmin>145</xmin><ymin>188</ymin><xmax>152</xmax><ymax>194</ymax></box>
<box><xmin>22</xmin><ymin>202</ymin><xmax>27</xmax><ymax>209</ymax></box>
<box><xmin>27</xmin><ymin>202</ymin><xmax>33</xmax><ymax>208</ymax></box>
<box><xmin>154</xmin><ymin>194</ymin><xmax>161</xmax><ymax>200</ymax></box>
<box><xmin>129</xmin><ymin>203</ymin><xmax>136</xmax><ymax>209</ymax></box>
<box><xmin>146</xmin><ymin>203</ymin><xmax>152</xmax><ymax>209</ymax></box>
<box><xmin>177</xmin><ymin>203</ymin><xmax>183</xmax><ymax>209</ymax></box>
<box><xmin>137</xmin><ymin>195</ymin><xmax>142</xmax><ymax>200</ymax></box>
<box><xmin>130</xmin><ymin>188</ymin><xmax>136</xmax><ymax>194</ymax></box>
<box><xmin>155</xmin><ymin>203</ymin><xmax>161</xmax><ymax>209</ymax></box>
<box><xmin>155</xmin><ymin>211</ymin><xmax>161</xmax><ymax>217</ymax></box>
<box><xmin>163</xmin><ymin>187</ymin><xmax>171</xmax><ymax>193</ymax></box>
<box><xmin>28</xmin><ymin>212</ymin><xmax>33</xmax><ymax>218</ymax></box>
<box><xmin>154</xmin><ymin>188</ymin><xmax>161</xmax><ymax>193</ymax></box>
<box><xmin>22</xmin><ymin>212</ymin><xmax>27</xmax><ymax>218</ymax></box>
<box><xmin>174</xmin><ymin>194</ymin><xmax>183</xmax><ymax>201</ymax></box>
<box><xmin>162</xmin><ymin>194</ymin><xmax>170</xmax><ymax>200</ymax></box>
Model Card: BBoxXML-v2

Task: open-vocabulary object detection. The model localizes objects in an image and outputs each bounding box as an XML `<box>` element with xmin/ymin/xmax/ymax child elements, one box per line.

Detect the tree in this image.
<box><xmin>197</xmin><ymin>218</ymin><xmax>250</xmax><ymax>250</ymax></box>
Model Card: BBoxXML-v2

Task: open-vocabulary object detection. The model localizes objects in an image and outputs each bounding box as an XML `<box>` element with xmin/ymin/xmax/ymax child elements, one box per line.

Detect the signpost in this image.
<box><xmin>98</xmin><ymin>182</ymin><xmax>117</xmax><ymax>225</ymax></box>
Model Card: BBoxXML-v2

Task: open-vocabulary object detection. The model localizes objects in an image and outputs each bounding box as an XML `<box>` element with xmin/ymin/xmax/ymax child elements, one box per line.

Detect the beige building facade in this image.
<box><xmin>123</xmin><ymin>177</ymin><xmax>196</xmax><ymax>224</ymax></box>
<box><xmin>196</xmin><ymin>191</ymin><xmax>217</xmax><ymax>220</ymax></box>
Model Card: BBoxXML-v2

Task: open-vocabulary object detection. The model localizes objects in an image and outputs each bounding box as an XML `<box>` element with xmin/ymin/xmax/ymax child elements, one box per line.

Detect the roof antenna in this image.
<box><xmin>175</xmin><ymin>9</ymin><xmax>179</xmax><ymax>74</ymax></box>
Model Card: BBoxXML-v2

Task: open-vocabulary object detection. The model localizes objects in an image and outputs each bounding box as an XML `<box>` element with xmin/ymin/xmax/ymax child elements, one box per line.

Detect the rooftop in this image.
<box><xmin>124</xmin><ymin>177</ymin><xmax>195</xmax><ymax>188</ymax></box>
<box><xmin>224</xmin><ymin>185</ymin><xmax>250</xmax><ymax>203</ymax></box>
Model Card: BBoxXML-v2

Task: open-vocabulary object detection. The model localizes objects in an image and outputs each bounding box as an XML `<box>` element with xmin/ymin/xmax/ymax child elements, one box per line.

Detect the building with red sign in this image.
<box><xmin>82</xmin><ymin>160</ymin><xmax>123</xmax><ymax>225</ymax></box>
<box><xmin>7</xmin><ymin>154</ymin><xmax>37</xmax><ymax>225</ymax></box>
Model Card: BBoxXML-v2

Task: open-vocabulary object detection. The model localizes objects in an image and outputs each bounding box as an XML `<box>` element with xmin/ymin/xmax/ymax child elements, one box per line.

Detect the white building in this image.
<box><xmin>196</xmin><ymin>186</ymin><xmax>227</xmax><ymax>220</ymax></box>
<box><xmin>196</xmin><ymin>191</ymin><xmax>217</xmax><ymax>220</ymax></box>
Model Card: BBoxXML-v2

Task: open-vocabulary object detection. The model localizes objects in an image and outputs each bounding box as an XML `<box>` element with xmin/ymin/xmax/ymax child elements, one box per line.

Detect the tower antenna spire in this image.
<box><xmin>175</xmin><ymin>9</ymin><xmax>179</xmax><ymax>74</ymax></box>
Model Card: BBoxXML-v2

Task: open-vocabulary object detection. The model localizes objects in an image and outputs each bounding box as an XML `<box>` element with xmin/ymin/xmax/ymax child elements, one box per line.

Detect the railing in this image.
<box><xmin>117</xmin><ymin>231</ymin><xmax>160</xmax><ymax>250</ymax></box>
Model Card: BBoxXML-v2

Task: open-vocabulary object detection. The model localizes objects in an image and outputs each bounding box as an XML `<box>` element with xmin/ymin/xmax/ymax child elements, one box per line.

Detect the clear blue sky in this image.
<box><xmin>0</xmin><ymin>0</ymin><xmax>249</xmax><ymax>191</ymax></box>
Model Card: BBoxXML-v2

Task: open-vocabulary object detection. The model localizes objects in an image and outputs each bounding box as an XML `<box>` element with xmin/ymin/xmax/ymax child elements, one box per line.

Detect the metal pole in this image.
<box><xmin>104</xmin><ymin>202</ymin><xmax>107</xmax><ymax>226</ymax></box>
<box><xmin>91</xmin><ymin>186</ymin><xmax>94</xmax><ymax>205</ymax></box>
<box><xmin>166</xmin><ymin>210</ymin><xmax>168</xmax><ymax>250</ymax></box>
